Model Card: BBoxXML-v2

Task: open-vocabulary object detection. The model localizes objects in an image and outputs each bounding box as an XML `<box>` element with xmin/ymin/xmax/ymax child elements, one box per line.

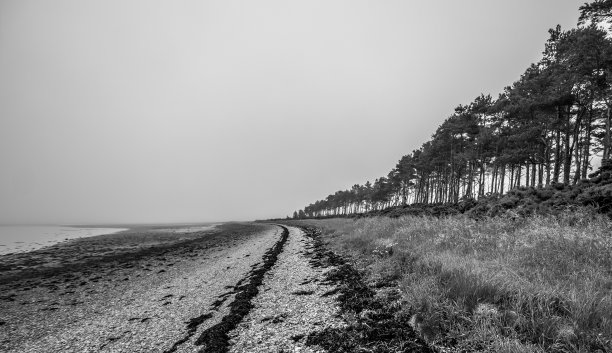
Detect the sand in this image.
<box><xmin>0</xmin><ymin>223</ymin><xmax>281</xmax><ymax>352</ymax></box>
<box><xmin>0</xmin><ymin>223</ymin><xmax>352</xmax><ymax>353</ymax></box>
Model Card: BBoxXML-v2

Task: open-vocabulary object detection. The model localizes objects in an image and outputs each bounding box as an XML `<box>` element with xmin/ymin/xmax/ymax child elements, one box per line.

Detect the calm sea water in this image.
<box><xmin>0</xmin><ymin>226</ymin><xmax>128</xmax><ymax>256</ymax></box>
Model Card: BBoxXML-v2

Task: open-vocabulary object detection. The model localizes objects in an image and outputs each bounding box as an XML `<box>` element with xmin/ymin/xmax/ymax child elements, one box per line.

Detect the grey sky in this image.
<box><xmin>0</xmin><ymin>1</ymin><xmax>584</xmax><ymax>224</ymax></box>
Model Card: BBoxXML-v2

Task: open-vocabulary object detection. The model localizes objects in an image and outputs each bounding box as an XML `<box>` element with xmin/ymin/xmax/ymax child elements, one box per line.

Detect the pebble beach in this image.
<box><xmin>0</xmin><ymin>223</ymin><xmax>343</xmax><ymax>352</ymax></box>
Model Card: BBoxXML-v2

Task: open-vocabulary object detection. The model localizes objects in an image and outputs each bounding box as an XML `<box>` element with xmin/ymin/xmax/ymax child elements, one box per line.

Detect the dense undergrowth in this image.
<box><xmin>287</xmin><ymin>213</ymin><xmax>612</xmax><ymax>352</ymax></box>
<box><xmin>308</xmin><ymin>160</ymin><xmax>612</xmax><ymax>221</ymax></box>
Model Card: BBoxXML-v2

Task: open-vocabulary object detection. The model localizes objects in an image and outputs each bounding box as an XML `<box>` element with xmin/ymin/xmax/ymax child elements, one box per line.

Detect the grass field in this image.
<box><xmin>288</xmin><ymin>210</ymin><xmax>612</xmax><ymax>352</ymax></box>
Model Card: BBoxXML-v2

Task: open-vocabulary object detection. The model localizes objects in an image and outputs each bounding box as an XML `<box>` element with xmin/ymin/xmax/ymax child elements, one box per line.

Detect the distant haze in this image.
<box><xmin>0</xmin><ymin>1</ymin><xmax>583</xmax><ymax>224</ymax></box>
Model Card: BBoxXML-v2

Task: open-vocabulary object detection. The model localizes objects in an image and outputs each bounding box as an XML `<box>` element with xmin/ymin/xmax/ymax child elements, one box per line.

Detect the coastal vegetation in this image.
<box><xmin>284</xmin><ymin>2</ymin><xmax>612</xmax><ymax>352</ymax></box>
<box><xmin>288</xmin><ymin>213</ymin><xmax>612</xmax><ymax>352</ymax></box>
<box><xmin>294</xmin><ymin>1</ymin><xmax>612</xmax><ymax>219</ymax></box>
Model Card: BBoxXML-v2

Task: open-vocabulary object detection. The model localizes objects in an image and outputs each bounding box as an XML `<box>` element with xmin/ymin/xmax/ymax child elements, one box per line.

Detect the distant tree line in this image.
<box><xmin>293</xmin><ymin>1</ymin><xmax>612</xmax><ymax>219</ymax></box>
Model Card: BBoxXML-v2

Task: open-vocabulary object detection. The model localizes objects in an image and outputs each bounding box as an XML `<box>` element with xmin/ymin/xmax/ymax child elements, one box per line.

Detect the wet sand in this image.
<box><xmin>0</xmin><ymin>222</ymin><xmax>281</xmax><ymax>352</ymax></box>
<box><xmin>0</xmin><ymin>226</ymin><xmax>129</xmax><ymax>256</ymax></box>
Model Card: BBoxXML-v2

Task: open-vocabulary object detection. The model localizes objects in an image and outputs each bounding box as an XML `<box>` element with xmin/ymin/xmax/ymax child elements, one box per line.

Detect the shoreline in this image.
<box><xmin>0</xmin><ymin>225</ymin><xmax>131</xmax><ymax>257</ymax></box>
<box><xmin>0</xmin><ymin>223</ymin><xmax>225</xmax><ymax>285</ymax></box>
<box><xmin>0</xmin><ymin>222</ymin><xmax>276</xmax><ymax>352</ymax></box>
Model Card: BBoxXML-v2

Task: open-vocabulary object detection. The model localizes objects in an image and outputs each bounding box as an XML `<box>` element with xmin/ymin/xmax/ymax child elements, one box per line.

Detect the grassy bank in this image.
<box><xmin>287</xmin><ymin>210</ymin><xmax>612</xmax><ymax>352</ymax></box>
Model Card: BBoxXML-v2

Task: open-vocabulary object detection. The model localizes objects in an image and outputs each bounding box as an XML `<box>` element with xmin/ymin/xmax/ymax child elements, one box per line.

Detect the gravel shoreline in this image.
<box><xmin>2</xmin><ymin>222</ymin><xmax>413</xmax><ymax>352</ymax></box>
<box><xmin>0</xmin><ymin>223</ymin><xmax>280</xmax><ymax>352</ymax></box>
<box><xmin>228</xmin><ymin>226</ymin><xmax>345</xmax><ymax>353</ymax></box>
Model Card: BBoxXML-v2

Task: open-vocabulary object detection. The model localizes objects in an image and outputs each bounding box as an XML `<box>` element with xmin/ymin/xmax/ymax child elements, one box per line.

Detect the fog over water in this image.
<box><xmin>0</xmin><ymin>1</ymin><xmax>584</xmax><ymax>224</ymax></box>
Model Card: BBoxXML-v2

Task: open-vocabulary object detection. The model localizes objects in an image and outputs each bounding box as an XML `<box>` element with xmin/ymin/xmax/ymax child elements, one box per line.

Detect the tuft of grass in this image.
<box><xmin>288</xmin><ymin>209</ymin><xmax>612</xmax><ymax>352</ymax></box>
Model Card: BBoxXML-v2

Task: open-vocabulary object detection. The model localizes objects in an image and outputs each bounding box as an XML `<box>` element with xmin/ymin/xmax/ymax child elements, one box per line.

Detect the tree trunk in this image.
<box><xmin>554</xmin><ymin>106</ymin><xmax>562</xmax><ymax>183</ymax></box>
<box><xmin>538</xmin><ymin>162</ymin><xmax>544</xmax><ymax>188</ymax></box>
<box><xmin>500</xmin><ymin>164</ymin><xmax>506</xmax><ymax>194</ymax></box>
<box><xmin>574</xmin><ymin>131</ymin><xmax>582</xmax><ymax>184</ymax></box>
<box><xmin>490</xmin><ymin>165</ymin><xmax>497</xmax><ymax>194</ymax></box>
<box><xmin>604</xmin><ymin>105</ymin><xmax>611</xmax><ymax>160</ymax></box>
<box><xmin>465</xmin><ymin>163</ymin><xmax>473</xmax><ymax>198</ymax></box>
<box><xmin>582</xmin><ymin>109</ymin><xmax>592</xmax><ymax>179</ymax></box>
<box><xmin>563</xmin><ymin>106</ymin><xmax>572</xmax><ymax>185</ymax></box>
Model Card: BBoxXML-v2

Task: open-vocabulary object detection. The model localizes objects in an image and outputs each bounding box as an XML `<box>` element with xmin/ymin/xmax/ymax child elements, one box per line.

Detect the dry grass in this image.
<box><xmin>288</xmin><ymin>210</ymin><xmax>612</xmax><ymax>352</ymax></box>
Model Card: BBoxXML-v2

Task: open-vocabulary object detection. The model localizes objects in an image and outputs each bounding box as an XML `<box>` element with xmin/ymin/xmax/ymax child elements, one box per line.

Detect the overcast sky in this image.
<box><xmin>0</xmin><ymin>1</ymin><xmax>584</xmax><ymax>224</ymax></box>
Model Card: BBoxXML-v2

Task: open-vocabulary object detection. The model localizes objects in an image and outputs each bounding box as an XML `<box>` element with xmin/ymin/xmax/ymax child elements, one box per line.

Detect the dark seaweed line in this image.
<box><xmin>163</xmin><ymin>313</ymin><xmax>213</xmax><ymax>353</ymax></box>
<box><xmin>190</xmin><ymin>225</ymin><xmax>289</xmax><ymax>353</ymax></box>
<box><xmin>293</xmin><ymin>225</ymin><xmax>434</xmax><ymax>353</ymax></box>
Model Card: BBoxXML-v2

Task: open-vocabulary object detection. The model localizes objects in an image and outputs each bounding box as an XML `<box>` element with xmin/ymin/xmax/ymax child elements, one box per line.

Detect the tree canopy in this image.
<box><xmin>293</xmin><ymin>2</ymin><xmax>612</xmax><ymax>219</ymax></box>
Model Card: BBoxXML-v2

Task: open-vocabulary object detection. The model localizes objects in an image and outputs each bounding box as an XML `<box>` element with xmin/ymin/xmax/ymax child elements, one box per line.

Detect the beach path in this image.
<box><xmin>0</xmin><ymin>224</ymin><xmax>343</xmax><ymax>353</ymax></box>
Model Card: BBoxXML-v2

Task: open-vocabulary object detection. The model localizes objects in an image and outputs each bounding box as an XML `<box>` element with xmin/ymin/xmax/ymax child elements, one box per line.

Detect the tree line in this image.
<box><xmin>293</xmin><ymin>1</ymin><xmax>612</xmax><ymax>219</ymax></box>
